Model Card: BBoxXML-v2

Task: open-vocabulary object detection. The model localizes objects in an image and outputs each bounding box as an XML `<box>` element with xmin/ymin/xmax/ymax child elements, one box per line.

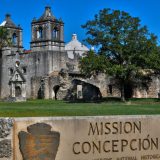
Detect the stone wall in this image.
<box><xmin>0</xmin><ymin>118</ymin><xmax>13</xmax><ymax>160</ymax></box>
<box><xmin>0</xmin><ymin>48</ymin><xmax>68</xmax><ymax>99</ymax></box>
<box><xmin>1</xmin><ymin>47</ymin><xmax>160</xmax><ymax>100</ymax></box>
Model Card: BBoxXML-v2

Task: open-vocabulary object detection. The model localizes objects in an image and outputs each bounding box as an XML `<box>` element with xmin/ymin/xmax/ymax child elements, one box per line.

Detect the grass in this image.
<box><xmin>0</xmin><ymin>98</ymin><xmax>160</xmax><ymax>117</ymax></box>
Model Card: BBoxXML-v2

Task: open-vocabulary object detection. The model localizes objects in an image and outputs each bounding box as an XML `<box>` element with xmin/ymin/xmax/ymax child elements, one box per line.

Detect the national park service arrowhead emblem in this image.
<box><xmin>18</xmin><ymin>123</ymin><xmax>60</xmax><ymax>160</ymax></box>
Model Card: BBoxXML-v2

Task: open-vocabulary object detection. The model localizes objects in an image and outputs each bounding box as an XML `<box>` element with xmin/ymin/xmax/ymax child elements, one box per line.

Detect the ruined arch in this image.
<box><xmin>72</xmin><ymin>79</ymin><xmax>102</xmax><ymax>100</ymax></box>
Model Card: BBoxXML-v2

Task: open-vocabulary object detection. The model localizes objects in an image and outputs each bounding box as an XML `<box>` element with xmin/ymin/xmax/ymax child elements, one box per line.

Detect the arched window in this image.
<box><xmin>12</xmin><ymin>33</ymin><xmax>17</xmax><ymax>45</ymax></box>
<box><xmin>37</xmin><ymin>27</ymin><xmax>43</xmax><ymax>39</ymax></box>
<box><xmin>22</xmin><ymin>67</ymin><xmax>27</xmax><ymax>74</ymax></box>
<box><xmin>9</xmin><ymin>68</ymin><xmax>14</xmax><ymax>75</ymax></box>
<box><xmin>52</xmin><ymin>27</ymin><xmax>58</xmax><ymax>39</ymax></box>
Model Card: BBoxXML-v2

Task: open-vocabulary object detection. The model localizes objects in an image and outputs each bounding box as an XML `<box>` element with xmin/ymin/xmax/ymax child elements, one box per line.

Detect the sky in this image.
<box><xmin>0</xmin><ymin>0</ymin><xmax>160</xmax><ymax>49</ymax></box>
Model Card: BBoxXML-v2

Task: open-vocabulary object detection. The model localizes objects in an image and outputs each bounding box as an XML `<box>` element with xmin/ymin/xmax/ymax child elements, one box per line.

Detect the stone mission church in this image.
<box><xmin>0</xmin><ymin>6</ymin><xmax>160</xmax><ymax>101</ymax></box>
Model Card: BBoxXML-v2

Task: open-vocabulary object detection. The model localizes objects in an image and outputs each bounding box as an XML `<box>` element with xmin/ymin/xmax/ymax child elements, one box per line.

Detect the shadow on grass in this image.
<box><xmin>67</xmin><ymin>97</ymin><xmax>160</xmax><ymax>104</ymax></box>
<box><xmin>67</xmin><ymin>97</ymin><xmax>122</xmax><ymax>103</ymax></box>
<box><xmin>132</xmin><ymin>98</ymin><xmax>160</xmax><ymax>101</ymax></box>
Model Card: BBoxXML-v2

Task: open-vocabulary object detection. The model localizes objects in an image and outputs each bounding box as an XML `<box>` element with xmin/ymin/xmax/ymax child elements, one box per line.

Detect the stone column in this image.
<box><xmin>21</xmin><ymin>83</ymin><xmax>26</xmax><ymax>98</ymax></box>
<box><xmin>60</xmin><ymin>23</ymin><xmax>64</xmax><ymax>42</ymax></box>
<box><xmin>19</xmin><ymin>30</ymin><xmax>23</xmax><ymax>47</ymax></box>
<box><xmin>11</xmin><ymin>83</ymin><xmax>15</xmax><ymax>97</ymax></box>
<box><xmin>44</xmin><ymin>78</ymin><xmax>49</xmax><ymax>99</ymax></box>
<box><xmin>47</xmin><ymin>22</ymin><xmax>51</xmax><ymax>40</ymax></box>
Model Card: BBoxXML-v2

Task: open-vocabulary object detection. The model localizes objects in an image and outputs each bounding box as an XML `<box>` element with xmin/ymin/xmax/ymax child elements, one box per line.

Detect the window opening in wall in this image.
<box><xmin>12</xmin><ymin>33</ymin><xmax>17</xmax><ymax>45</ymax></box>
<box><xmin>37</xmin><ymin>27</ymin><xmax>43</xmax><ymax>39</ymax></box>
<box><xmin>9</xmin><ymin>68</ymin><xmax>14</xmax><ymax>75</ymax></box>
<box><xmin>108</xmin><ymin>85</ymin><xmax>112</xmax><ymax>95</ymax></box>
<box><xmin>52</xmin><ymin>27</ymin><xmax>58</xmax><ymax>39</ymax></box>
<box><xmin>22</xmin><ymin>67</ymin><xmax>27</xmax><ymax>74</ymax></box>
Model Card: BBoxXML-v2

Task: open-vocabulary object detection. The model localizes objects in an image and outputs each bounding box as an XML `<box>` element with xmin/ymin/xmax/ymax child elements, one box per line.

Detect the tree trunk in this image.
<box><xmin>121</xmin><ymin>83</ymin><xmax>125</xmax><ymax>102</ymax></box>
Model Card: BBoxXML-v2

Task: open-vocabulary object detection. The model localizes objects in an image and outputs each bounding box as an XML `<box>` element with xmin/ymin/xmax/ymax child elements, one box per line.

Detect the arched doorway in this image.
<box><xmin>38</xmin><ymin>87</ymin><xmax>44</xmax><ymax>99</ymax></box>
<box><xmin>72</xmin><ymin>79</ymin><xmax>102</xmax><ymax>100</ymax></box>
<box><xmin>15</xmin><ymin>86</ymin><xmax>21</xmax><ymax>97</ymax></box>
<box><xmin>53</xmin><ymin>85</ymin><xmax>60</xmax><ymax>100</ymax></box>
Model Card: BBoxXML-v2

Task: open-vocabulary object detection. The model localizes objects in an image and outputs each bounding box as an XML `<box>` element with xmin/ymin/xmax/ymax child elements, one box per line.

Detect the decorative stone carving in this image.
<box><xmin>18</xmin><ymin>123</ymin><xmax>60</xmax><ymax>160</ymax></box>
<box><xmin>0</xmin><ymin>118</ymin><xmax>13</xmax><ymax>138</ymax></box>
<box><xmin>0</xmin><ymin>139</ymin><xmax>12</xmax><ymax>158</ymax></box>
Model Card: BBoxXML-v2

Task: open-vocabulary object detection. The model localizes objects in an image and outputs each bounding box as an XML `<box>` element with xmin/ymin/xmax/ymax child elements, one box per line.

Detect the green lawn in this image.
<box><xmin>0</xmin><ymin>99</ymin><xmax>160</xmax><ymax>117</ymax></box>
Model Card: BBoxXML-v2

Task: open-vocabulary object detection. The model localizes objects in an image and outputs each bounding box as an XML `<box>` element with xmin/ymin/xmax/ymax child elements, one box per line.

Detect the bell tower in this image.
<box><xmin>0</xmin><ymin>14</ymin><xmax>23</xmax><ymax>52</ymax></box>
<box><xmin>0</xmin><ymin>14</ymin><xmax>23</xmax><ymax>99</ymax></box>
<box><xmin>30</xmin><ymin>6</ymin><xmax>64</xmax><ymax>51</ymax></box>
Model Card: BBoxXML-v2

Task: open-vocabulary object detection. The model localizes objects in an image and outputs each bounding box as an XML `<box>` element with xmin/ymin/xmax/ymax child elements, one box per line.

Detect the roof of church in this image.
<box><xmin>65</xmin><ymin>34</ymin><xmax>89</xmax><ymax>51</ymax></box>
<box><xmin>24</xmin><ymin>50</ymin><xmax>32</xmax><ymax>54</ymax></box>
<box><xmin>0</xmin><ymin>14</ymin><xmax>21</xmax><ymax>29</ymax></box>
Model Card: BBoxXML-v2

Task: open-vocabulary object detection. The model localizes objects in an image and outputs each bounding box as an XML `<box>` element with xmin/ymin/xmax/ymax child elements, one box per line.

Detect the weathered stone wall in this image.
<box><xmin>0</xmin><ymin>48</ymin><xmax>25</xmax><ymax>99</ymax></box>
<box><xmin>0</xmin><ymin>118</ymin><xmax>13</xmax><ymax>160</ymax></box>
<box><xmin>1</xmin><ymin>47</ymin><xmax>160</xmax><ymax>100</ymax></box>
<box><xmin>0</xmin><ymin>48</ymin><xmax>68</xmax><ymax>99</ymax></box>
<box><xmin>147</xmin><ymin>76</ymin><xmax>160</xmax><ymax>98</ymax></box>
<box><xmin>132</xmin><ymin>76</ymin><xmax>160</xmax><ymax>98</ymax></box>
<box><xmin>31</xmin><ymin>77</ymin><xmax>42</xmax><ymax>99</ymax></box>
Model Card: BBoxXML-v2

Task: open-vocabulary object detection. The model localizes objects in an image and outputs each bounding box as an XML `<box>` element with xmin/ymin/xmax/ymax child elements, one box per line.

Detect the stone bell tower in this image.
<box><xmin>0</xmin><ymin>14</ymin><xmax>24</xmax><ymax>99</ymax></box>
<box><xmin>30</xmin><ymin>6</ymin><xmax>65</xmax><ymax>51</ymax></box>
<box><xmin>0</xmin><ymin>14</ymin><xmax>23</xmax><ymax>52</ymax></box>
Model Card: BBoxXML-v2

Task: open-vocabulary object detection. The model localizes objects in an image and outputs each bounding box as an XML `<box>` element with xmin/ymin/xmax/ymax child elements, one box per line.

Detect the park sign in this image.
<box><xmin>1</xmin><ymin>116</ymin><xmax>160</xmax><ymax>160</ymax></box>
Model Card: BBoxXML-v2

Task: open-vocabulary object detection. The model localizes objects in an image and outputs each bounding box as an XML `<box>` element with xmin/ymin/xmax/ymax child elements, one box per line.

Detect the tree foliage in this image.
<box><xmin>80</xmin><ymin>8</ymin><xmax>160</xmax><ymax>101</ymax></box>
<box><xmin>0</xmin><ymin>26</ymin><xmax>11</xmax><ymax>50</ymax></box>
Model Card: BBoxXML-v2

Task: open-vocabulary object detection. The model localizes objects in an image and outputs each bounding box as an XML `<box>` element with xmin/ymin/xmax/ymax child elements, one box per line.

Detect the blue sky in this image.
<box><xmin>0</xmin><ymin>0</ymin><xmax>160</xmax><ymax>49</ymax></box>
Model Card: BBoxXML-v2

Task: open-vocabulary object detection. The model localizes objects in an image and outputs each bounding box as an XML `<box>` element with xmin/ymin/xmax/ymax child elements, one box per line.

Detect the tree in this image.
<box><xmin>80</xmin><ymin>8</ymin><xmax>160</xmax><ymax>101</ymax></box>
<box><xmin>0</xmin><ymin>26</ymin><xmax>11</xmax><ymax>50</ymax></box>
